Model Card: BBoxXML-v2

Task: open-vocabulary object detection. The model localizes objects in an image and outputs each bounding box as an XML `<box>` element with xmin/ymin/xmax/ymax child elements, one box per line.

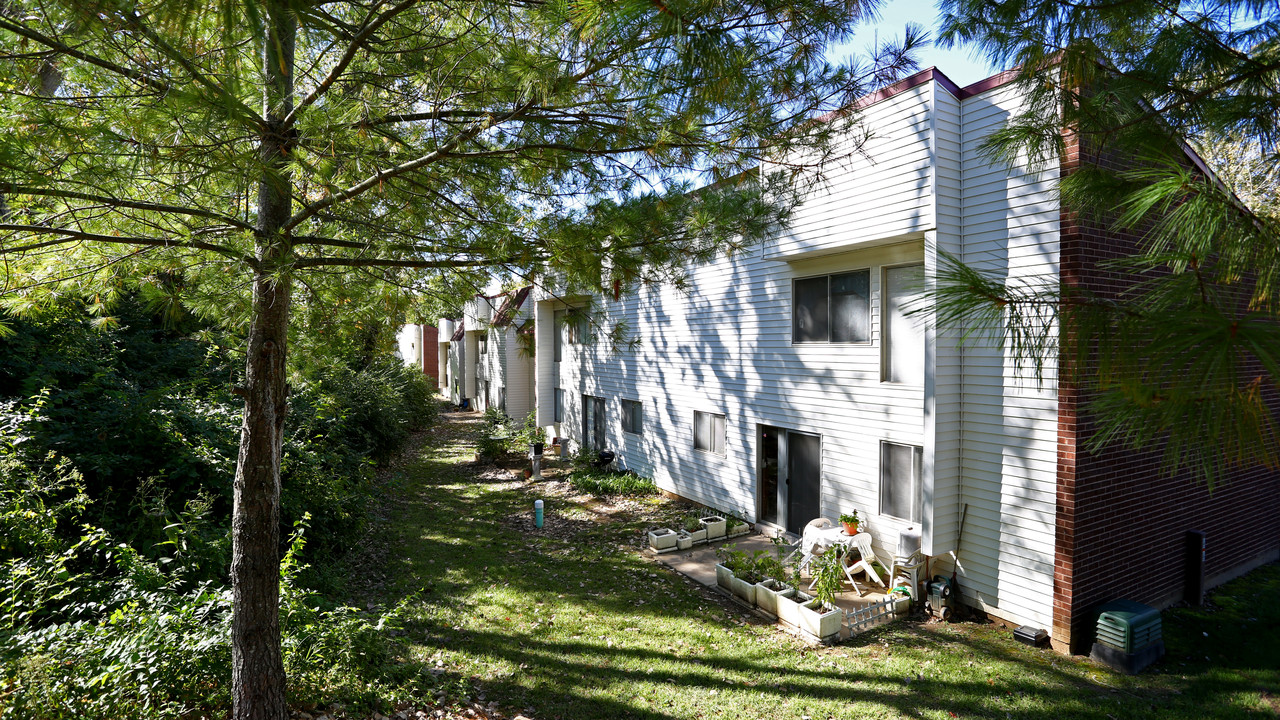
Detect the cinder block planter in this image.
<box><xmin>798</xmin><ymin>598</ymin><xmax>842</xmax><ymax>640</ymax></box>
<box><xmin>648</xmin><ymin>528</ymin><xmax>677</xmax><ymax>551</ymax></box>
<box><xmin>715</xmin><ymin>563</ymin><xmax>735</xmax><ymax>592</ymax></box>
<box><xmin>686</xmin><ymin>527</ymin><xmax>708</xmax><ymax>544</ymax></box>
<box><xmin>777</xmin><ymin>590</ymin><xmax>810</xmax><ymax>629</ymax></box>
<box><xmin>676</xmin><ymin>531</ymin><xmax>694</xmax><ymax>550</ymax></box>
<box><xmin>701</xmin><ymin>515</ymin><xmax>726</xmax><ymax>540</ymax></box>
<box><xmin>755</xmin><ymin>579</ymin><xmax>795</xmax><ymax>617</ymax></box>
<box><xmin>726</xmin><ymin>521</ymin><xmax>751</xmax><ymax>539</ymax></box>
<box><xmin>728</xmin><ymin>574</ymin><xmax>757</xmax><ymax>605</ymax></box>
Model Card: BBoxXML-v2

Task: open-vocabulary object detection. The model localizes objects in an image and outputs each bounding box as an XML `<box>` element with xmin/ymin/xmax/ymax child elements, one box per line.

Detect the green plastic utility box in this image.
<box><xmin>1089</xmin><ymin>599</ymin><xmax>1164</xmax><ymax>674</ymax></box>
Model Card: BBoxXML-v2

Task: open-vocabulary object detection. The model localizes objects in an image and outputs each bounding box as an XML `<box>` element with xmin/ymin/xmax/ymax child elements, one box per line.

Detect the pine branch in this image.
<box><xmin>0</xmin><ymin>184</ymin><xmax>253</xmax><ymax>230</ymax></box>
<box><xmin>293</xmin><ymin>256</ymin><xmax>512</xmax><ymax>269</ymax></box>
<box><xmin>0</xmin><ymin>16</ymin><xmax>168</xmax><ymax>93</ymax></box>
<box><xmin>285</xmin><ymin>0</ymin><xmax>424</xmax><ymax>127</ymax></box>
<box><xmin>0</xmin><ymin>224</ymin><xmax>257</xmax><ymax>266</ymax></box>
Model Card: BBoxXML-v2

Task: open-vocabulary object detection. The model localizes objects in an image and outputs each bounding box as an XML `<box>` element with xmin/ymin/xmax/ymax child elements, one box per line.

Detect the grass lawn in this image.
<box><xmin>352</xmin><ymin>407</ymin><xmax>1280</xmax><ymax>720</ymax></box>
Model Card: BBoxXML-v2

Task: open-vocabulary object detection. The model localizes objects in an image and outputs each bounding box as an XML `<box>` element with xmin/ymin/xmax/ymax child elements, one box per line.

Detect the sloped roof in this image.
<box><xmin>449</xmin><ymin>320</ymin><xmax>464</xmax><ymax>342</ymax></box>
<box><xmin>490</xmin><ymin>286</ymin><xmax>532</xmax><ymax>328</ymax></box>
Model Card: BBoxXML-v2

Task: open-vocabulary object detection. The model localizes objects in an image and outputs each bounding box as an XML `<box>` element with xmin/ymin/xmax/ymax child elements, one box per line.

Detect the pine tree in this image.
<box><xmin>0</xmin><ymin>1</ymin><xmax>921</xmax><ymax>717</ymax></box>
<box><xmin>931</xmin><ymin>0</ymin><xmax>1280</xmax><ymax>488</ymax></box>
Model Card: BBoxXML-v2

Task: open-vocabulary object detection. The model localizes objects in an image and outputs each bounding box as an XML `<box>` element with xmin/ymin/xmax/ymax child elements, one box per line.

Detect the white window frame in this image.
<box><xmin>621</xmin><ymin>399</ymin><xmax>644</xmax><ymax>435</ymax></box>
<box><xmin>881</xmin><ymin>263</ymin><xmax>926</xmax><ymax>385</ymax></box>
<box><xmin>791</xmin><ymin>269</ymin><xmax>872</xmax><ymax>345</ymax></box>
<box><xmin>879</xmin><ymin>440</ymin><xmax>923</xmax><ymax>523</ymax></box>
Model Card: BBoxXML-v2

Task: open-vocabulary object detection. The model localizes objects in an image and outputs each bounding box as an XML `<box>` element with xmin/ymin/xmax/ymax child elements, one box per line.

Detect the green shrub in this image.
<box><xmin>566</xmin><ymin>466</ymin><xmax>658</xmax><ymax>496</ymax></box>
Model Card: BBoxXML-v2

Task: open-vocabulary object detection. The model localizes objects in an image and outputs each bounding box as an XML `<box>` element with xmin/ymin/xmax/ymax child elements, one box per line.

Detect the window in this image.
<box><xmin>553</xmin><ymin>309</ymin><xmax>565</xmax><ymax>362</ymax></box>
<box><xmin>554</xmin><ymin>388</ymin><xmax>565</xmax><ymax>423</ymax></box>
<box><xmin>883</xmin><ymin>264</ymin><xmax>925</xmax><ymax>385</ymax></box>
<box><xmin>583</xmin><ymin>394</ymin><xmax>605</xmax><ymax>452</ymax></box>
<box><xmin>694</xmin><ymin>411</ymin><xmax>726</xmax><ymax>455</ymax></box>
<box><xmin>793</xmin><ymin>269</ymin><xmax>870</xmax><ymax>343</ymax></box>
<box><xmin>478</xmin><ymin>332</ymin><xmax>488</xmax><ymax>355</ymax></box>
<box><xmin>880</xmin><ymin>441</ymin><xmax>922</xmax><ymax>522</ymax></box>
<box><xmin>621</xmin><ymin>399</ymin><xmax>644</xmax><ymax>435</ymax></box>
<box><xmin>566</xmin><ymin>308</ymin><xmax>587</xmax><ymax>344</ymax></box>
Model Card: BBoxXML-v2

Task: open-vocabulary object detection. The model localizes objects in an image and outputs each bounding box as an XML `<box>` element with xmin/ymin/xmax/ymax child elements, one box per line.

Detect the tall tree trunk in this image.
<box><xmin>232</xmin><ymin>3</ymin><xmax>295</xmax><ymax>719</ymax></box>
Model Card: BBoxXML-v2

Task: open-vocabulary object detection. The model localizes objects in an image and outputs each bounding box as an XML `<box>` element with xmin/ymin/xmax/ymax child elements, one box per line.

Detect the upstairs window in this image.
<box><xmin>883</xmin><ymin>264</ymin><xmax>925</xmax><ymax>385</ymax></box>
<box><xmin>793</xmin><ymin>269</ymin><xmax>870</xmax><ymax>344</ymax></box>
<box><xmin>694</xmin><ymin>411</ymin><xmax>726</xmax><ymax>455</ymax></box>
<box><xmin>553</xmin><ymin>309</ymin><xmax>565</xmax><ymax>362</ymax></box>
<box><xmin>621</xmin><ymin>399</ymin><xmax>644</xmax><ymax>435</ymax></box>
<box><xmin>478</xmin><ymin>332</ymin><xmax>488</xmax><ymax>355</ymax></box>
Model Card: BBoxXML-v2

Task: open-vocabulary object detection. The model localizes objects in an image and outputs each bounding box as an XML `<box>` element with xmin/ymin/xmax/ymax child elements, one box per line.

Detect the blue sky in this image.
<box><xmin>829</xmin><ymin>0</ymin><xmax>1000</xmax><ymax>87</ymax></box>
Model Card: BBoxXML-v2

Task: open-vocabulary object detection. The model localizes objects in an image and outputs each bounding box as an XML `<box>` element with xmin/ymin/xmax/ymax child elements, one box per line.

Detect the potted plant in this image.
<box><xmin>676</xmin><ymin>531</ymin><xmax>694</xmax><ymax>551</ymax></box>
<box><xmin>839</xmin><ymin>511</ymin><xmax>860</xmax><ymax>535</ymax></box>
<box><xmin>715</xmin><ymin>545</ymin><xmax>761</xmax><ymax>605</ymax></box>
<box><xmin>800</xmin><ymin>550</ymin><xmax>846</xmax><ymax>639</ymax></box>
<box><xmin>777</xmin><ymin>589</ymin><xmax>809</xmax><ymax>628</ymax></box>
<box><xmin>700</xmin><ymin>514</ymin><xmax>727</xmax><ymax>540</ymax></box>
<box><xmin>647</xmin><ymin>527</ymin><xmax>677</xmax><ymax>551</ymax></box>
<box><xmin>753</xmin><ymin>553</ymin><xmax>793</xmax><ymax>616</ymax></box>
<box><xmin>683</xmin><ymin>515</ymin><xmax>708</xmax><ymax>544</ymax></box>
<box><xmin>797</xmin><ymin>595</ymin><xmax>842</xmax><ymax>640</ymax></box>
<box><xmin>726</xmin><ymin>515</ymin><xmax>751</xmax><ymax>538</ymax></box>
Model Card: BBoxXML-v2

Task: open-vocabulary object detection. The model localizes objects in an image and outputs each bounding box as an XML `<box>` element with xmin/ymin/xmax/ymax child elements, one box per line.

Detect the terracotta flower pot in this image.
<box><xmin>841</xmin><ymin>521</ymin><xmax>859</xmax><ymax>535</ymax></box>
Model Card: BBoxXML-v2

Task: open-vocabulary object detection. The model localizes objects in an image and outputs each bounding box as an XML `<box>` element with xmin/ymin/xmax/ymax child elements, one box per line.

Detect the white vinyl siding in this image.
<box><xmin>531</xmin><ymin>73</ymin><xmax>1061</xmax><ymax>635</ymax></box>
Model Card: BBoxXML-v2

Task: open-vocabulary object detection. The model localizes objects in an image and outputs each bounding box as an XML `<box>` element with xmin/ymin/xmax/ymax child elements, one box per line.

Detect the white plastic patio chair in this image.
<box><xmin>846</xmin><ymin>532</ymin><xmax>887</xmax><ymax>597</ymax></box>
<box><xmin>783</xmin><ymin>517</ymin><xmax>834</xmax><ymax>576</ymax></box>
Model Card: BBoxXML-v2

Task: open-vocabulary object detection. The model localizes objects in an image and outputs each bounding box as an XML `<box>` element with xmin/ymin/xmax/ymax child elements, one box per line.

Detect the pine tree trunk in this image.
<box><xmin>231</xmin><ymin>2</ymin><xmax>295</xmax><ymax>719</ymax></box>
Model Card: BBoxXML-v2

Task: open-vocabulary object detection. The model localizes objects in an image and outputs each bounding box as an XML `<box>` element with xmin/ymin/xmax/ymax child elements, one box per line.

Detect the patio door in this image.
<box><xmin>758</xmin><ymin>426</ymin><xmax>822</xmax><ymax>535</ymax></box>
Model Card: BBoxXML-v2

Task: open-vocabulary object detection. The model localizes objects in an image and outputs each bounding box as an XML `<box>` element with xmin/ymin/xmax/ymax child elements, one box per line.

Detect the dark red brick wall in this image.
<box><xmin>422</xmin><ymin>325</ymin><xmax>439</xmax><ymax>382</ymax></box>
<box><xmin>1053</xmin><ymin>130</ymin><xmax>1280</xmax><ymax>653</ymax></box>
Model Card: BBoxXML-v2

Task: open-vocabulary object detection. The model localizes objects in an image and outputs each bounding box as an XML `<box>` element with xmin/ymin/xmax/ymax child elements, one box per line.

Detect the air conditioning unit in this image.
<box><xmin>1090</xmin><ymin>599</ymin><xmax>1164</xmax><ymax>674</ymax></box>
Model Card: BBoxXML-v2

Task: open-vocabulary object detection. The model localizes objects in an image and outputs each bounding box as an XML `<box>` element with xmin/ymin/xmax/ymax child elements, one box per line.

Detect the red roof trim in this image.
<box><xmin>817</xmin><ymin>66</ymin><xmax>1022</xmax><ymax>123</ymax></box>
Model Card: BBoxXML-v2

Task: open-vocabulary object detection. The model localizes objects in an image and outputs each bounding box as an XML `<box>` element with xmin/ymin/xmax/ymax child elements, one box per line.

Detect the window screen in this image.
<box><xmin>554</xmin><ymin>388</ymin><xmax>564</xmax><ymax>423</ymax></box>
<box><xmin>792</xmin><ymin>276</ymin><xmax>829</xmax><ymax>343</ymax></box>
<box><xmin>553</xmin><ymin>309</ymin><xmax>565</xmax><ymax>362</ymax></box>
<box><xmin>830</xmin><ymin>270</ymin><xmax>870</xmax><ymax>342</ymax></box>
<box><xmin>694</xmin><ymin>411</ymin><xmax>725</xmax><ymax>455</ymax></box>
<box><xmin>793</xmin><ymin>269</ymin><xmax>870</xmax><ymax>343</ymax></box>
<box><xmin>884</xmin><ymin>264</ymin><xmax>925</xmax><ymax>384</ymax></box>
<box><xmin>880</xmin><ymin>441</ymin><xmax>922</xmax><ymax>522</ymax></box>
<box><xmin>622</xmin><ymin>399</ymin><xmax>643</xmax><ymax>435</ymax></box>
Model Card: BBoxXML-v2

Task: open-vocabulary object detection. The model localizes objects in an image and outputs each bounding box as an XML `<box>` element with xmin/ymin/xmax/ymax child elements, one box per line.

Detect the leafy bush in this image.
<box><xmin>566</xmin><ymin>466</ymin><xmax>658</xmax><ymax>496</ymax></box>
<box><xmin>0</xmin><ymin>517</ymin><xmax>422</xmax><ymax>719</ymax></box>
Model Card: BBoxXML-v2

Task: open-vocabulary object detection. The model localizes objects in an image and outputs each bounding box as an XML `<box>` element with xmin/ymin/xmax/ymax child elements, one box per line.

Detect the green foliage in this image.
<box><xmin>0</xmin><ymin>515</ymin><xmax>418</xmax><ymax>719</ymax></box>
<box><xmin>933</xmin><ymin>0</ymin><xmax>1280</xmax><ymax>488</ymax></box>
<box><xmin>682</xmin><ymin>514</ymin><xmax>704</xmax><ymax>533</ymax></box>
<box><xmin>716</xmin><ymin>544</ymin><xmax>787</xmax><ymax>586</ymax></box>
<box><xmin>565</xmin><ymin>466</ymin><xmax>658</xmax><ymax>497</ymax></box>
<box><xmin>809</xmin><ymin>545</ymin><xmax>850</xmax><ymax>606</ymax></box>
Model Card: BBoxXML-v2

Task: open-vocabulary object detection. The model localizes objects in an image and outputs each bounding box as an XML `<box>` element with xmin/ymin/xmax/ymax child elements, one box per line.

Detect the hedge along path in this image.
<box><xmin>363</xmin><ymin>406</ymin><xmax>1280</xmax><ymax>720</ymax></box>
